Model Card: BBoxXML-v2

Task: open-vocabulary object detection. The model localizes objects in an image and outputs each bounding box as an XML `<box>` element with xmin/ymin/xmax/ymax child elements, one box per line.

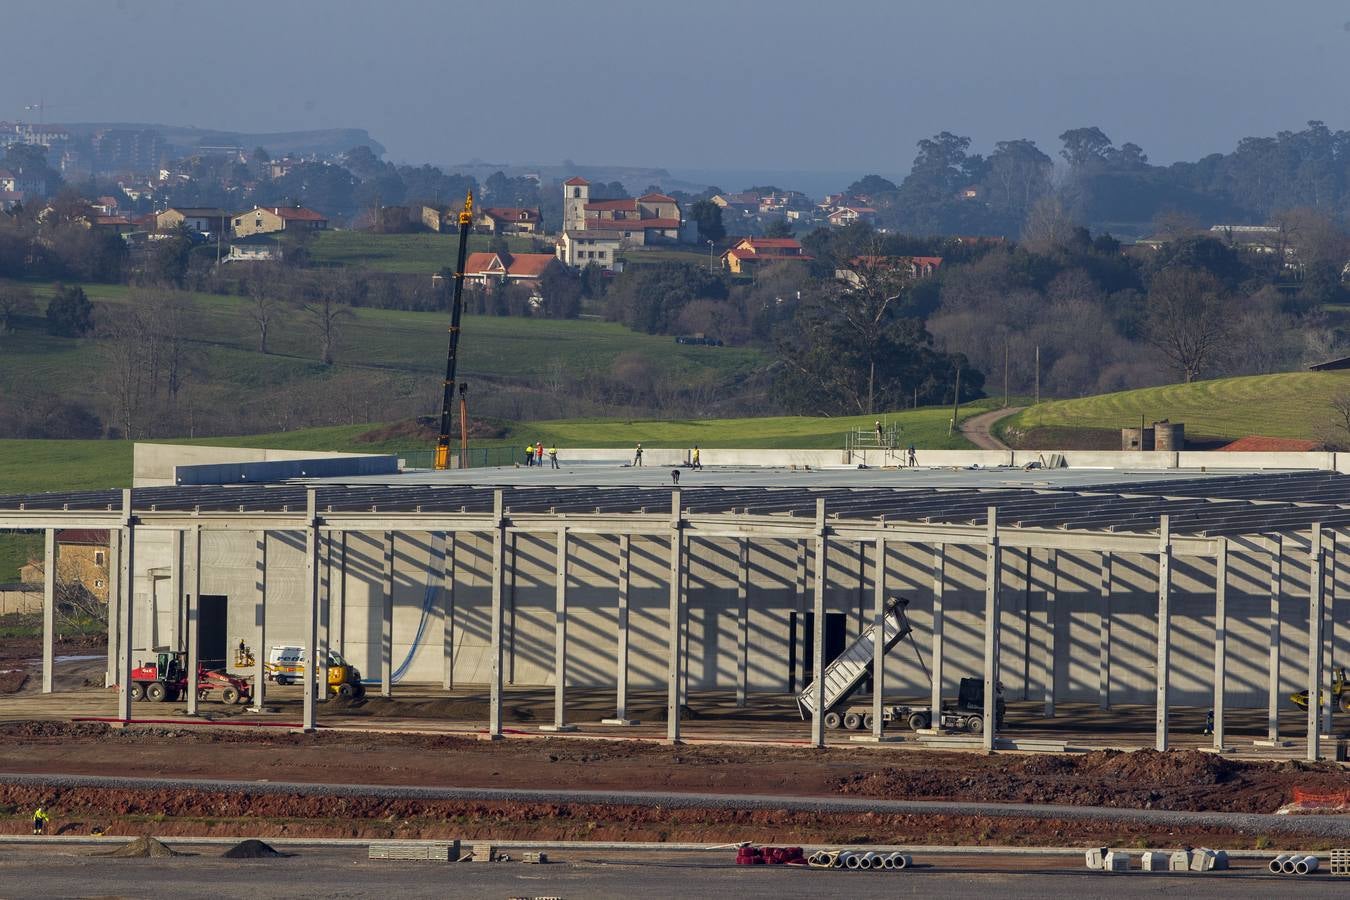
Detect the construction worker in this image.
<box><xmin>875</xmin><ymin>420</ymin><xmax>884</xmax><ymax>445</ymax></box>
<box><xmin>524</xmin><ymin>442</ymin><xmax>535</xmax><ymax>466</ymax></box>
<box><xmin>535</xmin><ymin>442</ymin><xmax>544</xmax><ymax>466</ymax></box>
<box><xmin>671</xmin><ymin>468</ymin><xmax>680</xmax><ymax>485</ymax></box>
<box><xmin>633</xmin><ymin>443</ymin><xmax>644</xmax><ymax>467</ymax></box>
<box><xmin>691</xmin><ymin>446</ymin><xmax>702</xmax><ymax>470</ymax></box>
<box><xmin>547</xmin><ymin>445</ymin><xmax>559</xmax><ymax>469</ymax></box>
<box><xmin>907</xmin><ymin>444</ymin><xmax>917</xmax><ymax>468</ymax></box>
<box><xmin>32</xmin><ymin>805</ymin><xmax>49</xmax><ymax>835</ymax></box>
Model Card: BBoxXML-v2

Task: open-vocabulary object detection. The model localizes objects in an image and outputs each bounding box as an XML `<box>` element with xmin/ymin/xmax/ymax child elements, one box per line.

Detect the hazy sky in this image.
<box><xmin>7</xmin><ymin>0</ymin><xmax>1350</xmax><ymax>176</ymax></box>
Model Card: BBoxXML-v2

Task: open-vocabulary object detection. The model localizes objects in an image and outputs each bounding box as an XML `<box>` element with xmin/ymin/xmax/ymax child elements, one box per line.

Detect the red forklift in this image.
<box><xmin>129</xmin><ymin>650</ymin><xmax>252</xmax><ymax>705</ymax></box>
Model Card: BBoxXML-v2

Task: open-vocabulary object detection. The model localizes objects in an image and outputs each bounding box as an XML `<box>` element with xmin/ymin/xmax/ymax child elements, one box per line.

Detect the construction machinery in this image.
<box><xmin>433</xmin><ymin>191</ymin><xmax>475</xmax><ymax>470</ymax></box>
<box><xmin>796</xmin><ymin>596</ymin><xmax>1004</xmax><ymax>734</ymax></box>
<box><xmin>128</xmin><ymin>650</ymin><xmax>252</xmax><ymax>705</ymax></box>
<box><xmin>1291</xmin><ymin>666</ymin><xmax>1350</xmax><ymax>712</ymax></box>
<box><xmin>266</xmin><ymin>645</ymin><xmax>366</xmax><ymax>698</ymax></box>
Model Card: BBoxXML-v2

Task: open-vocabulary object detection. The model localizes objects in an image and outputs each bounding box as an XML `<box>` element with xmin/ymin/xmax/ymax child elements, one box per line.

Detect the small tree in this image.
<box><xmin>0</xmin><ymin>283</ymin><xmax>36</xmax><ymax>334</ymax></box>
<box><xmin>690</xmin><ymin>200</ymin><xmax>725</xmax><ymax>242</ymax></box>
<box><xmin>1145</xmin><ymin>267</ymin><xmax>1228</xmax><ymax>383</ymax></box>
<box><xmin>304</xmin><ymin>271</ymin><xmax>354</xmax><ymax>365</ymax></box>
<box><xmin>45</xmin><ymin>284</ymin><xmax>94</xmax><ymax>337</ymax></box>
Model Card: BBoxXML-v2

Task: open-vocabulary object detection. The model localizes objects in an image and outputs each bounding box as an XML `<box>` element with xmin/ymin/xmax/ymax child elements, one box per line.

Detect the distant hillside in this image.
<box><xmin>57</xmin><ymin>122</ymin><xmax>384</xmax><ymax>158</ymax></box>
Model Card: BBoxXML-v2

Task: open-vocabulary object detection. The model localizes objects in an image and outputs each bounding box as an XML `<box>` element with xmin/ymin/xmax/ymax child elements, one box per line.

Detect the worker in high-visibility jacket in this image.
<box><xmin>32</xmin><ymin>805</ymin><xmax>50</xmax><ymax>835</ymax></box>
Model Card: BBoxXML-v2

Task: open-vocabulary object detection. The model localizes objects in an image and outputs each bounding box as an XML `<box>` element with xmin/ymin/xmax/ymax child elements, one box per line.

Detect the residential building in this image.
<box><xmin>19</xmin><ymin>529</ymin><xmax>110</xmax><ymax>604</ymax></box>
<box><xmin>91</xmin><ymin>215</ymin><xmax>135</xmax><ymax>236</ymax></box>
<box><xmin>156</xmin><ymin>206</ymin><xmax>230</xmax><ymax>235</ymax></box>
<box><xmin>826</xmin><ymin>206</ymin><xmax>877</xmax><ymax>227</ymax></box>
<box><xmin>463</xmin><ymin>251</ymin><xmax>562</xmax><ymax>288</ymax></box>
<box><xmin>91</xmin><ymin>129</ymin><xmax>166</xmax><ymax>174</ymax></box>
<box><xmin>0</xmin><ymin>168</ymin><xmax>45</xmax><ymax>196</ymax></box>
<box><xmin>555</xmin><ymin>230</ymin><xmax>623</xmax><ymax>270</ymax></box>
<box><xmin>836</xmin><ymin>255</ymin><xmax>943</xmax><ymax>286</ymax></box>
<box><xmin>561</xmin><ymin>177</ymin><xmax>682</xmax><ymax>245</ymax></box>
<box><xmin>721</xmin><ymin>236</ymin><xmax>812</xmax><ymax>275</ymax></box>
<box><xmin>231</xmin><ymin>206</ymin><xmax>328</xmax><ymax>237</ymax></box>
<box><xmin>226</xmin><ymin>233</ymin><xmax>285</xmax><ymax>263</ymax></box>
<box><xmin>475</xmin><ymin>206</ymin><xmax>542</xmax><ymax>235</ymax></box>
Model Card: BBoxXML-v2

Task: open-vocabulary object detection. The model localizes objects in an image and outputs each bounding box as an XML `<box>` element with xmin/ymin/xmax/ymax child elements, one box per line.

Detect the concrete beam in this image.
<box><xmin>186</xmin><ymin>525</ymin><xmax>201</xmax><ymax>716</ymax></box>
<box><xmin>487</xmin><ymin>490</ymin><xmax>506</xmax><ymax>739</ymax></box>
<box><xmin>667</xmin><ymin>491</ymin><xmax>684</xmax><ymax>744</ymax></box>
<box><xmin>1212</xmin><ymin>538</ymin><xmax>1228</xmax><ymax>750</ymax></box>
<box><xmin>116</xmin><ymin>489</ymin><xmax>134</xmax><ymax>723</ymax></box>
<box><xmin>982</xmin><ymin>507</ymin><xmax>1000</xmax><ymax>752</ymax></box>
<box><xmin>930</xmin><ymin>543</ymin><xmax>946</xmax><ymax>728</ymax></box>
<box><xmin>301</xmin><ymin>489</ymin><xmax>319</xmax><ymax>732</ymax></box>
<box><xmin>811</xmin><ymin>498</ymin><xmax>828</xmax><ymax>750</ymax></box>
<box><xmin>380</xmin><ymin>531</ymin><xmax>394</xmax><ymax>698</ymax></box>
<box><xmin>1266</xmin><ymin>536</ymin><xmax>1282</xmax><ymax>744</ymax></box>
<box><xmin>1098</xmin><ymin>552</ymin><xmax>1111</xmax><ymax>710</ymax></box>
<box><xmin>1308</xmin><ymin>523</ymin><xmax>1324</xmax><ymax>762</ymax></box>
<box><xmin>1156</xmin><ymin>515</ymin><xmax>1172</xmax><ymax>752</ymax></box>
<box><xmin>41</xmin><ymin>529</ymin><xmax>54</xmax><ymax>694</ymax></box>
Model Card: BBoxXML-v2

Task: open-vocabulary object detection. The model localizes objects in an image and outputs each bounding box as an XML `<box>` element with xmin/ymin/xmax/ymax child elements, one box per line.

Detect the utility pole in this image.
<box><xmin>707</xmin><ymin>239</ymin><xmax>715</xmax><ymax>272</ymax></box>
<box><xmin>948</xmin><ymin>365</ymin><xmax>961</xmax><ymax>436</ymax></box>
<box><xmin>1034</xmin><ymin>345</ymin><xmax>1041</xmax><ymax>405</ymax></box>
<box><xmin>1003</xmin><ymin>337</ymin><xmax>1009</xmax><ymax>408</ymax></box>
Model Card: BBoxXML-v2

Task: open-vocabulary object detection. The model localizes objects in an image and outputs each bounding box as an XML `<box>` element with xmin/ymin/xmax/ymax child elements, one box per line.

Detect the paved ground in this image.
<box><xmin>959</xmin><ymin>406</ymin><xmax>1024</xmax><ymax>451</ymax></box>
<box><xmin>5</xmin><ymin>846</ymin><xmax>1344</xmax><ymax>899</ymax></box>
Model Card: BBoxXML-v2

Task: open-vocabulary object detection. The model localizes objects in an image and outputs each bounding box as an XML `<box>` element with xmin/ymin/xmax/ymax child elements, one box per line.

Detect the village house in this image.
<box><xmin>19</xmin><ymin>529</ymin><xmax>111</xmax><ymax>604</ymax></box>
<box><xmin>721</xmin><ymin>236</ymin><xmax>812</xmax><ymax>275</ymax></box>
<box><xmin>156</xmin><ymin>206</ymin><xmax>230</xmax><ymax>235</ymax></box>
<box><xmin>475</xmin><ymin>206</ymin><xmax>542</xmax><ymax>235</ymax></box>
<box><xmin>226</xmin><ymin>233</ymin><xmax>285</xmax><ymax>263</ymax></box>
<box><xmin>826</xmin><ymin>205</ymin><xmax>877</xmax><ymax>227</ymax></box>
<box><xmin>835</xmin><ymin>255</ymin><xmax>943</xmax><ymax>286</ymax></box>
<box><xmin>232</xmin><ymin>205</ymin><xmax>328</xmax><ymax>237</ymax></box>
<box><xmin>463</xmin><ymin>251</ymin><xmax>563</xmax><ymax>289</ymax></box>
<box><xmin>555</xmin><ymin>230</ymin><xmax>623</xmax><ymax>271</ymax></box>
<box><xmin>562</xmin><ymin>177</ymin><xmax>684</xmax><ymax>245</ymax></box>
<box><xmin>91</xmin><ymin>215</ymin><xmax>135</xmax><ymax>236</ymax></box>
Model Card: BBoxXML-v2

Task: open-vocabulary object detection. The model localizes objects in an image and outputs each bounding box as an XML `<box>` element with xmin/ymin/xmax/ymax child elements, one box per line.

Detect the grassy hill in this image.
<box><xmin>1012</xmin><ymin>371</ymin><xmax>1350</xmax><ymax>442</ymax></box>
<box><xmin>0</xmin><ymin>280</ymin><xmax>762</xmax><ymax>400</ymax></box>
<box><xmin>308</xmin><ymin>231</ymin><xmax>539</xmax><ymax>274</ymax></box>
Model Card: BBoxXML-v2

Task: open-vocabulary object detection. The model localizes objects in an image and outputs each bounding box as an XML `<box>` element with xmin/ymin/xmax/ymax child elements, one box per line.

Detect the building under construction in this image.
<box><xmin>5</xmin><ymin>442</ymin><xmax>1350</xmax><ymax>759</ymax></box>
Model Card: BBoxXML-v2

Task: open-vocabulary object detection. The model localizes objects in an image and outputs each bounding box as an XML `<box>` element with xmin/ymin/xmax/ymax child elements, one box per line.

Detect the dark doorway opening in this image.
<box><xmin>796</xmin><ymin>611</ymin><xmax>848</xmax><ymax>687</ymax></box>
<box><xmin>197</xmin><ymin>595</ymin><xmax>228</xmax><ymax>669</ymax></box>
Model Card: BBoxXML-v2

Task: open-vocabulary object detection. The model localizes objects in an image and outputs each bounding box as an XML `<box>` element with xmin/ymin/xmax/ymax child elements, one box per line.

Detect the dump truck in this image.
<box><xmin>266</xmin><ymin>645</ymin><xmax>366</xmax><ymax>698</ymax></box>
<box><xmin>796</xmin><ymin>596</ymin><xmax>1004</xmax><ymax>734</ymax></box>
<box><xmin>129</xmin><ymin>649</ymin><xmax>252</xmax><ymax>705</ymax></box>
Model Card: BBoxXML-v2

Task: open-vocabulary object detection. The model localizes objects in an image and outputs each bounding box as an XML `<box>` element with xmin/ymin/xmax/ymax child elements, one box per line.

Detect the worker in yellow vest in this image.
<box><xmin>547</xmin><ymin>445</ymin><xmax>559</xmax><ymax>469</ymax></box>
<box><xmin>524</xmin><ymin>442</ymin><xmax>535</xmax><ymax>466</ymax></box>
<box><xmin>32</xmin><ymin>805</ymin><xmax>50</xmax><ymax>835</ymax></box>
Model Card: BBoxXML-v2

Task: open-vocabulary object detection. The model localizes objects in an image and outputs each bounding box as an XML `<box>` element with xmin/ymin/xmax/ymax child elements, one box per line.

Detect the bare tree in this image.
<box><xmin>247</xmin><ymin>268</ymin><xmax>282</xmax><ymax>353</ymax></box>
<box><xmin>1145</xmin><ymin>267</ymin><xmax>1228</xmax><ymax>383</ymax></box>
<box><xmin>144</xmin><ymin>291</ymin><xmax>198</xmax><ymax>404</ymax></box>
<box><xmin>99</xmin><ymin>308</ymin><xmax>157</xmax><ymax>438</ymax></box>
<box><xmin>303</xmin><ymin>271</ymin><xmax>355</xmax><ymax>365</ymax></box>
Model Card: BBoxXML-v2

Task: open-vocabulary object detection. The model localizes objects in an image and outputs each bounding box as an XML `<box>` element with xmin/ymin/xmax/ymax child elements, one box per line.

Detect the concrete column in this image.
<box><xmin>982</xmin><ymin>507</ymin><xmax>1000</xmax><ymax>752</ymax></box>
<box><xmin>301</xmin><ymin>489</ymin><xmax>319</xmax><ymax>732</ymax></box>
<box><xmin>336</xmin><ymin>532</ymin><xmax>347</xmax><ymax>656</ymax></box>
<box><xmin>793</xmin><ymin>542</ymin><xmax>807</xmax><ymax>691</ymax></box>
<box><xmin>186</xmin><ymin>525</ymin><xmax>201</xmax><ymax>716</ymax></box>
<box><xmin>252</xmin><ymin>531</ymin><xmax>267</xmax><ymax>711</ymax></box>
<box><xmin>1041</xmin><ymin>549</ymin><xmax>1057</xmax><ymax>718</ymax></box>
<box><xmin>1324</xmin><ymin>532</ymin><xmax>1338</xmax><ymax>736</ymax></box>
<box><xmin>487</xmin><ymin>490</ymin><xmax>506</xmax><ymax>739</ymax></box>
<box><xmin>1155</xmin><ymin>515</ymin><xmax>1172</xmax><ymax>751</ymax></box>
<box><xmin>667</xmin><ymin>491</ymin><xmax>685</xmax><ymax>744</ymax></box>
<box><xmin>317</xmin><ymin>531</ymin><xmax>331</xmax><ymax>703</ymax></box>
<box><xmin>1097</xmin><ymin>552</ymin><xmax>1112</xmax><ymax>710</ymax></box>
<box><xmin>442</xmin><ymin>532</ymin><xmax>456</xmax><ymax>691</ymax></box>
<box><xmin>106</xmin><ymin>529</ymin><xmax>121</xmax><ymax>688</ymax></box>
<box><xmin>870</xmin><ymin>535</ymin><xmax>886</xmax><ymax>740</ymax></box>
<box><xmin>604</xmin><ymin>534</ymin><xmax>635</xmax><ymax>726</ymax></box>
<box><xmin>736</xmin><ymin>538</ymin><xmax>749</xmax><ymax>708</ymax></box>
<box><xmin>1212</xmin><ymin>538</ymin><xmax>1228</xmax><ymax>750</ymax></box>
<box><xmin>1265</xmin><ymin>536</ymin><xmax>1282</xmax><ymax>744</ymax></box>
<box><xmin>544</xmin><ymin>527</ymin><xmax>575</xmax><ymax>732</ymax></box>
<box><xmin>810</xmin><ymin>498</ymin><xmax>828</xmax><ymax>749</ymax></box>
<box><xmin>170</xmin><ymin>530</ymin><xmax>184</xmax><ymax>653</ymax></box>
<box><xmin>1308</xmin><ymin>523</ymin><xmax>1324</xmax><ymax>761</ymax></box>
<box><xmin>41</xmin><ymin>529</ymin><xmax>54</xmax><ymax>694</ymax></box>
<box><xmin>380</xmin><ymin>531</ymin><xmax>394</xmax><ymax>698</ymax></box>
<box><xmin>116</xmin><ymin>490</ymin><xmax>135</xmax><ymax>722</ymax></box>
<box><xmin>930</xmin><ymin>543</ymin><xmax>946</xmax><ymax>728</ymax></box>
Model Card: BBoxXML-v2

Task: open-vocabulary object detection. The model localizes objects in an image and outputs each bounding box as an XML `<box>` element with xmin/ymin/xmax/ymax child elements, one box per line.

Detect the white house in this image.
<box><xmin>555</xmin><ymin>230</ymin><xmax>623</xmax><ymax>270</ymax></box>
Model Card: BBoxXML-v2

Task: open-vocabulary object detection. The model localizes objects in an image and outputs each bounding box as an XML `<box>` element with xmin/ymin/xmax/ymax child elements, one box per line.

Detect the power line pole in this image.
<box><xmin>1003</xmin><ymin>337</ymin><xmax>1009</xmax><ymax>408</ymax></box>
<box><xmin>1035</xmin><ymin>345</ymin><xmax>1041</xmax><ymax>405</ymax></box>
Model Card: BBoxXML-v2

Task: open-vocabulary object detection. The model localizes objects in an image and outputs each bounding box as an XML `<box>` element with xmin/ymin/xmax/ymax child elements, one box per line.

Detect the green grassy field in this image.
<box><xmin>1013</xmin><ymin>371</ymin><xmax>1350</xmax><ymax>440</ymax></box>
<box><xmin>0</xmin><ymin>280</ymin><xmax>763</xmax><ymax>396</ymax></box>
<box><xmin>308</xmin><ymin>231</ymin><xmax>539</xmax><ymax>273</ymax></box>
<box><xmin>0</xmin><ymin>532</ymin><xmax>40</xmax><ymax>583</ymax></box>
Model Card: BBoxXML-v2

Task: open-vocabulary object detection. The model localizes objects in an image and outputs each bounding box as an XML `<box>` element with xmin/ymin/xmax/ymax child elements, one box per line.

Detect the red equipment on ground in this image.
<box><xmin>128</xmin><ymin>650</ymin><xmax>252</xmax><ymax>705</ymax></box>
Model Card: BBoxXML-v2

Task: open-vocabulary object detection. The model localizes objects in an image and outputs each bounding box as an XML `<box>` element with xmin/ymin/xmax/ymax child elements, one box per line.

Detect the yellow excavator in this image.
<box><xmin>1290</xmin><ymin>666</ymin><xmax>1350</xmax><ymax>712</ymax></box>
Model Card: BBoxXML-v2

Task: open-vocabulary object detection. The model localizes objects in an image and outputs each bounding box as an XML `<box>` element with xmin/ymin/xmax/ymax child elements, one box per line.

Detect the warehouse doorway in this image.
<box><xmin>792</xmin><ymin>611</ymin><xmax>847</xmax><ymax>689</ymax></box>
<box><xmin>197</xmin><ymin>595</ymin><xmax>228</xmax><ymax>669</ymax></box>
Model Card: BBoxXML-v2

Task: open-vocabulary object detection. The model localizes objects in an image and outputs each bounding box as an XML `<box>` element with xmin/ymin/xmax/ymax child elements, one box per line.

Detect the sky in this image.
<box><xmin>7</xmin><ymin>0</ymin><xmax>1350</xmax><ymax>180</ymax></box>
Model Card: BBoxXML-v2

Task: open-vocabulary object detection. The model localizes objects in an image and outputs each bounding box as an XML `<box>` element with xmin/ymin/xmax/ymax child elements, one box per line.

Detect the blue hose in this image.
<box><xmin>362</xmin><ymin>532</ymin><xmax>445</xmax><ymax>686</ymax></box>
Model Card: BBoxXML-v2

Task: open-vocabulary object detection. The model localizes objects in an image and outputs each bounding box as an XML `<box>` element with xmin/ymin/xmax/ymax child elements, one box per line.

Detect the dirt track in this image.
<box><xmin>1</xmin><ymin>722</ymin><xmax>1347</xmax><ymax>846</ymax></box>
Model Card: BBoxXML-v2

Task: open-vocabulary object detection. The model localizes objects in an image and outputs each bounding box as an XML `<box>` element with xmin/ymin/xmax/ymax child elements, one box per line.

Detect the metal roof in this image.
<box><xmin>1</xmin><ymin>469</ymin><xmax>1348</xmax><ymax>538</ymax></box>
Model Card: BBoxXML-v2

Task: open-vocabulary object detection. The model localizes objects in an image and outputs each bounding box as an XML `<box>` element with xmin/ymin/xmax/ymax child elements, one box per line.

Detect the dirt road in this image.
<box><xmin>959</xmin><ymin>406</ymin><xmax>1023</xmax><ymax>450</ymax></box>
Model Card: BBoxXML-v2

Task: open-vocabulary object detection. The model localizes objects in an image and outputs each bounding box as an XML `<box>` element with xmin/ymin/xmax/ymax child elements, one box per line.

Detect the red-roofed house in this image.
<box><xmin>475</xmin><ymin>206</ymin><xmax>542</xmax><ymax>235</ymax></box>
<box><xmin>1218</xmin><ymin>436</ymin><xmax>1322</xmax><ymax>452</ymax></box>
<box><xmin>561</xmin><ymin>178</ymin><xmax>684</xmax><ymax>245</ymax></box>
<box><xmin>721</xmin><ymin>236</ymin><xmax>812</xmax><ymax>275</ymax></box>
<box><xmin>232</xmin><ymin>205</ymin><xmax>329</xmax><ymax>237</ymax></box>
<box><xmin>826</xmin><ymin>206</ymin><xmax>877</xmax><ymax>227</ymax></box>
<box><xmin>91</xmin><ymin>215</ymin><xmax>135</xmax><ymax>236</ymax></box>
<box><xmin>463</xmin><ymin>251</ymin><xmax>564</xmax><ymax>288</ymax></box>
<box><xmin>19</xmin><ymin>528</ymin><xmax>110</xmax><ymax>603</ymax></box>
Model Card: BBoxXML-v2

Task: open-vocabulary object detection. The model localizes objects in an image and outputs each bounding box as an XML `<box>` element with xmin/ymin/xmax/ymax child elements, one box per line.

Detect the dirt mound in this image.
<box><xmin>222</xmin><ymin>838</ymin><xmax>289</xmax><ymax>859</ymax></box>
<box><xmin>100</xmin><ymin>836</ymin><xmax>182</xmax><ymax>858</ymax></box>
<box><xmin>1071</xmin><ymin>749</ymin><xmax>1235</xmax><ymax>786</ymax></box>
<box><xmin>0</xmin><ymin>669</ymin><xmax>28</xmax><ymax>694</ymax></box>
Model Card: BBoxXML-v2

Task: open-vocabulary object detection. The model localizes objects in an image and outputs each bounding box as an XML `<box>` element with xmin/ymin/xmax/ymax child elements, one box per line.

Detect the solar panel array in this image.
<box><xmin>1</xmin><ymin>470</ymin><xmax>1348</xmax><ymax>537</ymax></box>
